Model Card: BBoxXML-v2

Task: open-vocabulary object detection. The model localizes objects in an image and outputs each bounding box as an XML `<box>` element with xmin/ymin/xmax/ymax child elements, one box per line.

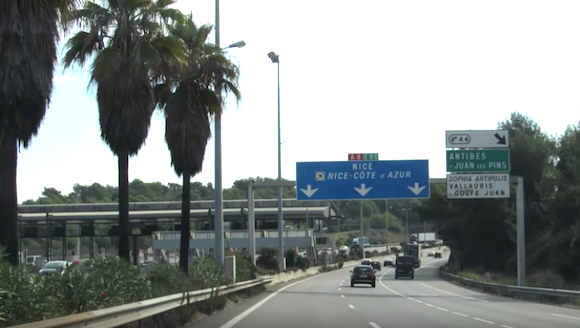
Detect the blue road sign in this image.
<box><xmin>295</xmin><ymin>160</ymin><xmax>430</xmax><ymax>201</ymax></box>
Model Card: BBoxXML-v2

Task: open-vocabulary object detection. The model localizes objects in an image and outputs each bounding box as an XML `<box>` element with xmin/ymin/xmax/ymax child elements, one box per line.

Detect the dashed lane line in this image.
<box><xmin>378</xmin><ymin>269</ymin><xmax>516</xmax><ymax>328</ymax></box>
<box><xmin>474</xmin><ymin>318</ymin><xmax>495</xmax><ymax>325</ymax></box>
<box><xmin>348</xmin><ymin>304</ymin><xmax>355</xmax><ymax>309</ymax></box>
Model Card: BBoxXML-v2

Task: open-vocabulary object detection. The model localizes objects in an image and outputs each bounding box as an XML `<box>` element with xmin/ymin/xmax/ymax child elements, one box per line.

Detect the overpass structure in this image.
<box><xmin>17</xmin><ymin>199</ymin><xmax>342</xmax><ymax>260</ymax></box>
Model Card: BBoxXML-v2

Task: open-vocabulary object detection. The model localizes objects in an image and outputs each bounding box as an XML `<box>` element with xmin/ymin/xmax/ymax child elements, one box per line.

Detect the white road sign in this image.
<box><xmin>446</xmin><ymin>130</ymin><xmax>509</xmax><ymax>149</ymax></box>
<box><xmin>447</xmin><ymin>173</ymin><xmax>510</xmax><ymax>199</ymax></box>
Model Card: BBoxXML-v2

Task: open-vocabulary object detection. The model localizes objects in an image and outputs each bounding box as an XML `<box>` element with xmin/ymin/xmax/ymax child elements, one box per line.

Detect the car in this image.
<box><xmin>38</xmin><ymin>261</ymin><xmax>70</xmax><ymax>275</ymax></box>
<box><xmin>427</xmin><ymin>251</ymin><xmax>435</xmax><ymax>257</ymax></box>
<box><xmin>383</xmin><ymin>259</ymin><xmax>395</xmax><ymax>267</ymax></box>
<box><xmin>395</xmin><ymin>256</ymin><xmax>415</xmax><ymax>280</ymax></box>
<box><xmin>350</xmin><ymin>265</ymin><xmax>376</xmax><ymax>287</ymax></box>
<box><xmin>371</xmin><ymin>261</ymin><xmax>381</xmax><ymax>271</ymax></box>
<box><xmin>361</xmin><ymin>258</ymin><xmax>372</xmax><ymax>266</ymax></box>
<box><xmin>434</xmin><ymin>252</ymin><xmax>442</xmax><ymax>258</ymax></box>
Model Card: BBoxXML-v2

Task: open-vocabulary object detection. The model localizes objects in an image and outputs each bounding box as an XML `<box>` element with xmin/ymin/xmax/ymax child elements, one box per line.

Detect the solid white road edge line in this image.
<box><xmin>420</xmin><ymin>282</ymin><xmax>488</xmax><ymax>303</ymax></box>
<box><xmin>219</xmin><ymin>268</ymin><xmax>350</xmax><ymax>328</ymax></box>
<box><xmin>551</xmin><ymin>313</ymin><xmax>580</xmax><ymax>321</ymax></box>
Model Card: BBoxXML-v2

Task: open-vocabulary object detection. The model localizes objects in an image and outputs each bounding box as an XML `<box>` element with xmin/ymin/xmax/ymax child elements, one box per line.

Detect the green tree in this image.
<box><xmin>62</xmin><ymin>0</ymin><xmax>184</xmax><ymax>262</ymax></box>
<box><xmin>0</xmin><ymin>0</ymin><xmax>79</xmax><ymax>265</ymax></box>
<box><xmin>155</xmin><ymin>16</ymin><xmax>241</xmax><ymax>274</ymax></box>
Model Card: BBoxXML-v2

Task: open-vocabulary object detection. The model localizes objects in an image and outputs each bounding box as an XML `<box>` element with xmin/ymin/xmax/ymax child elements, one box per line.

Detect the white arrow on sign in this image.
<box><xmin>354</xmin><ymin>184</ymin><xmax>372</xmax><ymax>196</ymax></box>
<box><xmin>300</xmin><ymin>185</ymin><xmax>319</xmax><ymax>198</ymax></box>
<box><xmin>408</xmin><ymin>182</ymin><xmax>426</xmax><ymax>195</ymax></box>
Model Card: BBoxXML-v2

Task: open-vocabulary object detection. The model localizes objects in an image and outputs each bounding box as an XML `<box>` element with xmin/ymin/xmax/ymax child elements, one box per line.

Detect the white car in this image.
<box><xmin>38</xmin><ymin>261</ymin><xmax>70</xmax><ymax>275</ymax></box>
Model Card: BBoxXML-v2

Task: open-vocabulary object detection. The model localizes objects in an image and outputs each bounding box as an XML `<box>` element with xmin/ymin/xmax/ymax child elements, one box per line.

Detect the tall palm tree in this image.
<box><xmin>155</xmin><ymin>17</ymin><xmax>241</xmax><ymax>274</ymax></box>
<box><xmin>0</xmin><ymin>0</ymin><xmax>80</xmax><ymax>265</ymax></box>
<box><xmin>62</xmin><ymin>0</ymin><xmax>184</xmax><ymax>262</ymax></box>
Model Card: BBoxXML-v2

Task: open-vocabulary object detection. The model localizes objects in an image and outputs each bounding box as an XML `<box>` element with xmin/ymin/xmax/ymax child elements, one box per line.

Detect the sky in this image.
<box><xmin>16</xmin><ymin>0</ymin><xmax>580</xmax><ymax>203</ymax></box>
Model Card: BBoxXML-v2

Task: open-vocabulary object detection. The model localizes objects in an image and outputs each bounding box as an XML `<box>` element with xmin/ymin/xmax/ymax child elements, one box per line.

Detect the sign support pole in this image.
<box><xmin>247</xmin><ymin>181</ymin><xmax>256</xmax><ymax>266</ymax></box>
<box><xmin>360</xmin><ymin>202</ymin><xmax>364</xmax><ymax>247</ymax></box>
<box><xmin>249</xmin><ymin>180</ymin><xmax>296</xmax><ymax>269</ymax></box>
<box><xmin>515</xmin><ymin>176</ymin><xmax>526</xmax><ymax>286</ymax></box>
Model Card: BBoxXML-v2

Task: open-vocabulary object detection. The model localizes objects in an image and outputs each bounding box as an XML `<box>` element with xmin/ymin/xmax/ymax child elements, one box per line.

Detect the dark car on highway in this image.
<box><xmin>395</xmin><ymin>256</ymin><xmax>415</xmax><ymax>280</ymax></box>
<box><xmin>371</xmin><ymin>261</ymin><xmax>381</xmax><ymax>271</ymax></box>
<box><xmin>434</xmin><ymin>252</ymin><xmax>442</xmax><ymax>258</ymax></box>
<box><xmin>350</xmin><ymin>265</ymin><xmax>376</xmax><ymax>287</ymax></box>
<box><xmin>383</xmin><ymin>259</ymin><xmax>395</xmax><ymax>267</ymax></box>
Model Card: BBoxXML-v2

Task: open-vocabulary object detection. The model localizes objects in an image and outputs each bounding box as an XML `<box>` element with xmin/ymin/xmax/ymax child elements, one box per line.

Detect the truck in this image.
<box><xmin>402</xmin><ymin>243</ymin><xmax>421</xmax><ymax>268</ymax></box>
<box><xmin>411</xmin><ymin>232</ymin><xmax>436</xmax><ymax>244</ymax></box>
<box><xmin>352</xmin><ymin>237</ymin><xmax>370</xmax><ymax>247</ymax></box>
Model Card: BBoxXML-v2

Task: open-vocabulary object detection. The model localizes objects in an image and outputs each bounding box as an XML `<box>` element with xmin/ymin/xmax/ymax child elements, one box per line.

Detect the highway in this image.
<box><xmin>193</xmin><ymin>253</ymin><xmax>580</xmax><ymax>328</ymax></box>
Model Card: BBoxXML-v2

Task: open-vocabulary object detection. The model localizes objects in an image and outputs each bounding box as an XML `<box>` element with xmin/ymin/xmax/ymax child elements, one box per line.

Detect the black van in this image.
<box><xmin>395</xmin><ymin>256</ymin><xmax>415</xmax><ymax>280</ymax></box>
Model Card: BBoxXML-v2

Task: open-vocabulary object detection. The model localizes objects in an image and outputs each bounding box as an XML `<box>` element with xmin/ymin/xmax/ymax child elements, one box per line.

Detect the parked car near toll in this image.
<box><xmin>38</xmin><ymin>261</ymin><xmax>70</xmax><ymax>275</ymax></box>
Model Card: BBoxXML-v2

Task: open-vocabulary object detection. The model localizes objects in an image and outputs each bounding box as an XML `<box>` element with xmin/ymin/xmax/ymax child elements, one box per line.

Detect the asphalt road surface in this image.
<box><xmin>193</xmin><ymin>255</ymin><xmax>580</xmax><ymax>328</ymax></box>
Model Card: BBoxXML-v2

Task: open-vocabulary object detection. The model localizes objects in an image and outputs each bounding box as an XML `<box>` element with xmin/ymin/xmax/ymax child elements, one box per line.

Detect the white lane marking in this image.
<box><xmin>349</xmin><ymin>304</ymin><xmax>355</xmax><ymax>309</ymax></box>
<box><xmin>420</xmin><ymin>282</ymin><xmax>488</xmax><ymax>303</ymax></box>
<box><xmin>338</xmin><ymin>288</ymin><xmax>342</xmax><ymax>291</ymax></box>
<box><xmin>473</xmin><ymin>318</ymin><xmax>495</xmax><ymax>324</ymax></box>
<box><xmin>551</xmin><ymin>313</ymin><xmax>580</xmax><ymax>321</ymax></box>
<box><xmin>341</xmin><ymin>295</ymin><xmax>345</xmax><ymax>298</ymax></box>
<box><xmin>379</xmin><ymin>269</ymin><xmax>511</xmax><ymax>326</ymax></box>
<box><xmin>369</xmin><ymin>322</ymin><xmax>381</xmax><ymax>328</ymax></box>
<box><xmin>501</xmin><ymin>325</ymin><xmax>515</xmax><ymax>328</ymax></box>
<box><xmin>219</xmin><ymin>266</ymin><xmax>350</xmax><ymax>328</ymax></box>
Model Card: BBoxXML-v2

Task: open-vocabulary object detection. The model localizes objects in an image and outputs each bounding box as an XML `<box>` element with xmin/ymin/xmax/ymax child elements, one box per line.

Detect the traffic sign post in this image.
<box><xmin>446</xmin><ymin>149</ymin><xmax>510</xmax><ymax>172</ymax></box>
<box><xmin>444</xmin><ymin>129</ymin><xmax>525</xmax><ymax>286</ymax></box>
<box><xmin>447</xmin><ymin>173</ymin><xmax>510</xmax><ymax>199</ymax></box>
<box><xmin>348</xmin><ymin>153</ymin><xmax>379</xmax><ymax>161</ymax></box>
<box><xmin>446</xmin><ymin>130</ymin><xmax>509</xmax><ymax>148</ymax></box>
<box><xmin>295</xmin><ymin>160</ymin><xmax>430</xmax><ymax>201</ymax></box>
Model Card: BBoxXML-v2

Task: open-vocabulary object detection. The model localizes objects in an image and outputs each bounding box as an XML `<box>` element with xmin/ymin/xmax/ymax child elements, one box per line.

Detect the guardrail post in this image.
<box><xmin>516</xmin><ymin>176</ymin><xmax>526</xmax><ymax>286</ymax></box>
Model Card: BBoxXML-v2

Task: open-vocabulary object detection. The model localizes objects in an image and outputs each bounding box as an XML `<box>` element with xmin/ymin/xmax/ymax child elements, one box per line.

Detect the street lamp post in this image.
<box><xmin>403</xmin><ymin>208</ymin><xmax>411</xmax><ymax>243</ymax></box>
<box><xmin>214</xmin><ymin>0</ymin><xmax>246</xmax><ymax>264</ymax></box>
<box><xmin>267</xmin><ymin>51</ymin><xmax>284</xmax><ymax>271</ymax></box>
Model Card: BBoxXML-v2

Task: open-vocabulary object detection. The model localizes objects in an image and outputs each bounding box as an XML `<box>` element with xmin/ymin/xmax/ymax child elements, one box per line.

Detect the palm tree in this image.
<box><xmin>0</xmin><ymin>0</ymin><xmax>80</xmax><ymax>265</ymax></box>
<box><xmin>155</xmin><ymin>17</ymin><xmax>241</xmax><ymax>274</ymax></box>
<box><xmin>62</xmin><ymin>0</ymin><xmax>184</xmax><ymax>263</ymax></box>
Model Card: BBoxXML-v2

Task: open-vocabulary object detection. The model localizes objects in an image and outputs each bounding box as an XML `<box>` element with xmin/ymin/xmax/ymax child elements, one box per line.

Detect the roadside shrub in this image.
<box><xmin>0</xmin><ymin>251</ymin><xmax>257</xmax><ymax>328</ymax></box>
<box><xmin>349</xmin><ymin>245</ymin><xmax>363</xmax><ymax>259</ymax></box>
<box><xmin>284</xmin><ymin>248</ymin><xmax>298</xmax><ymax>268</ymax></box>
<box><xmin>528</xmin><ymin>270</ymin><xmax>566</xmax><ymax>289</ymax></box>
<box><xmin>231</xmin><ymin>251</ymin><xmax>257</xmax><ymax>282</ymax></box>
<box><xmin>257</xmin><ymin>247</ymin><xmax>279</xmax><ymax>270</ymax></box>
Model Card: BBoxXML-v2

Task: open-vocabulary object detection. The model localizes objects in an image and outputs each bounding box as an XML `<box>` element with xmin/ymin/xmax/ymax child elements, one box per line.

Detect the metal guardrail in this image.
<box><xmin>439</xmin><ymin>267</ymin><xmax>580</xmax><ymax>299</ymax></box>
<box><xmin>10</xmin><ymin>277</ymin><xmax>273</xmax><ymax>328</ymax></box>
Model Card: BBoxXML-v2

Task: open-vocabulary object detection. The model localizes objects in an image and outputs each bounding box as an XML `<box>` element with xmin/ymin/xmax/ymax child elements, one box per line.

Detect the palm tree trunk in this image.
<box><xmin>0</xmin><ymin>132</ymin><xmax>19</xmax><ymax>266</ymax></box>
<box><xmin>179</xmin><ymin>172</ymin><xmax>191</xmax><ymax>274</ymax></box>
<box><xmin>118</xmin><ymin>148</ymin><xmax>130</xmax><ymax>262</ymax></box>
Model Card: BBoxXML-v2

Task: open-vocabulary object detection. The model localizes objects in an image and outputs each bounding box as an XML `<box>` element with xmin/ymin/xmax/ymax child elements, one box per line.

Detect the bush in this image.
<box><xmin>231</xmin><ymin>251</ymin><xmax>257</xmax><ymax>282</ymax></box>
<box><xmin>0</xmin><ymin>252</ymin><xmax>257</xmax><ymax>328</ymax></box>
<box><xmin>284</xmin><ymin>249</ymin><xmax>310</xmax><ymax>271</ymax></box>
<box><xmin>256</xmin><ymin>247</ymin><xmax>279</xmax><ymax>271</ymax></box>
